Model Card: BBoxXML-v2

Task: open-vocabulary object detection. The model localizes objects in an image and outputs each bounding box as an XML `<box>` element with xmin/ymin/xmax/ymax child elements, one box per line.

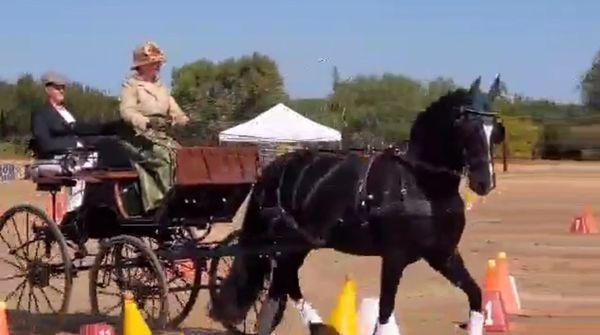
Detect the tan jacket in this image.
<box><xmin>119</xmin><ymin>75</ymin><xmax>189</xmax><ymax>133</ymax></box>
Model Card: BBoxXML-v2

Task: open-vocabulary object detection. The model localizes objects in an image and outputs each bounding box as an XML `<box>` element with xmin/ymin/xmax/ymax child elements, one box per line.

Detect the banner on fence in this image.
<box><xmin>0</xmin><ymin>164</ymin><xmax>25</xmax><ymax>183</ymax></box>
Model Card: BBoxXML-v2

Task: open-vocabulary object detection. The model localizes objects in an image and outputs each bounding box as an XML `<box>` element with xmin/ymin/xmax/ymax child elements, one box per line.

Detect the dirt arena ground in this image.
<box><xmin>1</xmin><ymin>160</ymin><xmax>600</xmax><ymax>334</ymax></box>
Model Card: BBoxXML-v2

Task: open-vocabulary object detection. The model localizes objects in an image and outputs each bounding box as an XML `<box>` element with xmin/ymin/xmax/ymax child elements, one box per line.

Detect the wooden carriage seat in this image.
<box><xmin>175</xmin><ymin>146</ymin><xmax>260</xmax><ymax>186</ymax></box>
<box><xmin>25</xmin><ymin>160</ymin><xmax>76</xmax><ymax>191</ymax></box>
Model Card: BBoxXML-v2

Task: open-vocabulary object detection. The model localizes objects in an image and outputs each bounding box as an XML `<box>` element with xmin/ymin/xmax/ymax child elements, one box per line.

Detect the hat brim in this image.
<box><xmin>43</xmin><ymin>81</ymin><xmax>67</xmax><ymax>86</ymax></box>
<box><xmin>131</xmin><ymin>60</ymin><xmax>164</xmax><ymax>70</ymax></box>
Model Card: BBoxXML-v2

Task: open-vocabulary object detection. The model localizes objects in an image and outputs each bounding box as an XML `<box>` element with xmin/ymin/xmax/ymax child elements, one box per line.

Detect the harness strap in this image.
<box><xmin>260</xmin><ymin>206</ymin><xmax>326</xmax><ymax>247</ymax></box>
<box><xmin>291</xmin><ymin>155</ymin><xmax>319</xmax><ymax>212</ymax></box>
<box><xmin>354</xmin><ymin>153</ymin><xmax>379</xmax><ymax>211</ymax></box>
<box><xmin>392</xmin><ymin>152</ymin><xmax>463</xmax><ymax>178</ymax></box>
<box><xmin>270</xmin><ymin>156</ymin><xmax>326</xmax><ymax>247</ymax></box>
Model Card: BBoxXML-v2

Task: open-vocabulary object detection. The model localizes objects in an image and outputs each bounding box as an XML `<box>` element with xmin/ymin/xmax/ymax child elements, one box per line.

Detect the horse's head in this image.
<box><xmin>453</xmin><ymin>75</ymin><xmax>505</xmax><ymax>195</ymax></box>
<box><xmin>409</xmin><ymin>75</ymin><xmax>505</xmax><ymax>196</ymax></box>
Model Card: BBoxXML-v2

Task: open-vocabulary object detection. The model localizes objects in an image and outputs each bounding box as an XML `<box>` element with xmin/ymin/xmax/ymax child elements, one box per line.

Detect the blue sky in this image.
<box><xmin>1</xmin><ymin>0</ymin><xmax>599</xmax><ymax>103</ymax></box>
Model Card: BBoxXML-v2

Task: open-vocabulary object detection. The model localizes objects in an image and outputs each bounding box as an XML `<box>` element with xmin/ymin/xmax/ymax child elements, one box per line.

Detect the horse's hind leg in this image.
<box><xmin>281</xmin><ymin>253</ymin><xmax>325</xmax><ymax>325</ymax></box>
<box><xmin>425</xmin><ymin>250</ymin><xmax>484</xmax><ymax>335</ymax></box>
<box><xmin>258</xmin><ymin>252</ymin><xmax>314</xmax><ymax>335</ymax></box>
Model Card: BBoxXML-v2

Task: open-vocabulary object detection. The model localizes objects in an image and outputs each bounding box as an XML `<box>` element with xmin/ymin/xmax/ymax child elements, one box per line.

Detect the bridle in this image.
<box><xmin>455</xmin><ymin>106</ymin><xmax>503</xmax><ymax>189</ymax></box>
<box><xmin>392</xmin><ymin>105</ymin><xmax>503</xmax><ymax>179</ymax></box>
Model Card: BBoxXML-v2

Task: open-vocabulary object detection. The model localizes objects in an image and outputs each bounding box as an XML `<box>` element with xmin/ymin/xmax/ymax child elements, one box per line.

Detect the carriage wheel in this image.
<box><xmin>0</xmin><ymin>204</ymin><xmax>73</xmax><ymax>331</ymax></box>
<box><xmin>89</xmin><ymin>235</ymin><xmax>169</xmax><ymax>330</ymax></box>
<box><xmin>208</xmin><ymin>230</ymin><xmax>285</xmax><ymax>335</ymax></box>
<box><xmin>143</xmin><ymin>227</ymin><xmax>203</xmax><ymax>328</ymax></box>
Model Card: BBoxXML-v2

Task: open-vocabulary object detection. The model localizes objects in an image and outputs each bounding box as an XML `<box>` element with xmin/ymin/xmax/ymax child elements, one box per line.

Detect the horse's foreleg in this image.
<box><xmin>375</xmin><ymin>252</ymin><xmax>409</xmax><ymax>335</ymax></box>
<box><xmin>425</xmin><ymin>250</ymin><xmax>484</xmax><ymax>335</ymax></box>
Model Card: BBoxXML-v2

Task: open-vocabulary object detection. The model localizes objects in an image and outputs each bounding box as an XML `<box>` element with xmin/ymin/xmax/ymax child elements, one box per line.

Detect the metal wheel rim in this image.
<box><xmin>0</xmin><ymin>205</ymin><xmax>73</xmax><ymax>331</ymax></box>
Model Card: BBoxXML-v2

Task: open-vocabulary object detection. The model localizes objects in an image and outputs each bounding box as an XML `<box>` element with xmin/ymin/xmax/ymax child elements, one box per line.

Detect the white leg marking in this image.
<box><xmin>373</xmin><ymin>315</ymin><xmax>401</xmax><ymax>335</ymax></box>
<box><xmin>294</xmin><ymin>299</ymin><xmax>323</xmax><ymax>325</ymax></box>
<box><xmin>468</xmin><ymin>310</ymin><xmax>485</xmax><ymax>335</ymax></box>
<box><xmin>483</xmin><ymin>124</ymin><xmax>494</xmax><ymax>187</ymax></box>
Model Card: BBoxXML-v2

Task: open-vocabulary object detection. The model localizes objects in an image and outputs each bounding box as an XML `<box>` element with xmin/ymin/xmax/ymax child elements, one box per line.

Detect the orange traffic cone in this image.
<box><xmin>45</xmin><ymin>195</ymin><xmax>53</xmax><ymax>220</ymax></box>
<box><xmin>80</xmin><ymin>322</ymin><xmax>115</xmax><ymax>335</ymax></box>
<box><xmin>582</xmin><ymin>205</ymin><xmax>599</xmax><ymax>233</ymax></box>
<box><xmin>484</xmin><ymin>259</ymin><xmax>500</xmax><ymax>292</ymax></box>
<box><xmin>496</xmin><ymin>252</ymin><xmax>521</xmax><ymax>315</ymax></box>
<box><xmin>176</xmin><ymin>259</ymin><xmax>196</xmax><ymax>281</ymax></box>
<box><xmin>570</xmin><ymin>216</ymin><xmax>588</xmax><ymax>234</ymax></box>
<box><xmin>46</xmin><ymin>191</ymin><xmax>67</xmax><ymax>224</ymax></box>
<box><xmin>483</xmin><ymin>291</ymin><xmax>509</xmax><ymax>332</ymax></box>
<box><xmin>0</xmin><ymin>301</ymin><xmax>10</xmax><ymax>335</ymax></box>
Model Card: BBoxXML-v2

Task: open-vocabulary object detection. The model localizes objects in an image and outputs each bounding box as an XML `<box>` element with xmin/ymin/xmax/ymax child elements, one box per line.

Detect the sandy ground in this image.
<box><xmin>1</xmin><ymin>159</ymin><xmax>600</xmax><ymax>334</ymax></box>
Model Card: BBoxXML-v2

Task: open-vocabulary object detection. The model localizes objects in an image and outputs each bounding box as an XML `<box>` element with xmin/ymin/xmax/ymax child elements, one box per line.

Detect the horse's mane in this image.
<box><xmin>404</xmin><ymin>88</ymin><xmax>474</xmax><ymax>172</ymax></box>
<box><xmin>422</xmin><ymin>88</ymin><xmax>471</xmax><ymax>119</ymax></box>
<box><xmin>409</xmin><ymin>88</ymin><xmax>472</xmax><ymax>142</ymax></box>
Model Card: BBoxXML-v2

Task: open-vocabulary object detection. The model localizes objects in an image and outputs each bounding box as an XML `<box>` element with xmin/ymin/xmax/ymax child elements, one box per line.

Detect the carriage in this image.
<box><xmin>0</xmin><ymin>140</ymin><xmax>277</xmax><ymax>334</ymax></box>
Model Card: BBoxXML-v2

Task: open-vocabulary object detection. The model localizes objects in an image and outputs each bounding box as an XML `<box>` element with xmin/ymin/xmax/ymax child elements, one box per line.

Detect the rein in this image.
<box><xmin>389</xmin><ymin>149</ymin><xmax>464</xmax><ymax>178</ymax></box>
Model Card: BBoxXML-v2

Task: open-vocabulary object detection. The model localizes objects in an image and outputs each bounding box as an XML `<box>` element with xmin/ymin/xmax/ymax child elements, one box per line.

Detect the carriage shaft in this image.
<box><xmin>157</xmin><ymin>242</ymin><xmax>315</xmax><ymax>262</ymax></box>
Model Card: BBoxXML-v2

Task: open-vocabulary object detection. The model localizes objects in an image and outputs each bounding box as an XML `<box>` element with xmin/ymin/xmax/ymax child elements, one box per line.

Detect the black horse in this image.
<box><xmin>210</xmin><ymin>76</ymin><xmax>506</xmax><ymax>335</ymax></box>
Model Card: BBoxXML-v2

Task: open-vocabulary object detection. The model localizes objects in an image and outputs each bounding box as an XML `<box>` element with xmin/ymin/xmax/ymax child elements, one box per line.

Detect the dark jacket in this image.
<box><xmin>30</xmin><ymin>104</ymin><xmax>119</xmax><ymax>159</ymax></box>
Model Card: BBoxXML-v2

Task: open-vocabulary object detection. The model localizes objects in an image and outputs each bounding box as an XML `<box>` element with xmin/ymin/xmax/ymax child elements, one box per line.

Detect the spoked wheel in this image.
<box><xmin>89</xmin><ymin>235</ymin><xmax>169</xmax><ymax>330</ymax></box>
<box><xmin>0</xmin><ymin>204</ymin><xmax>73</xmax><ymax>332</ymax></box>
<box><xmin>208</xmin><ymin>230</ymin><xmax>284</xmax><ymax>335</ymax></box>
<box><xmin>144</xmin><ymin>227</ymin><xmax>203</xmax><ymax>328</ymax></box>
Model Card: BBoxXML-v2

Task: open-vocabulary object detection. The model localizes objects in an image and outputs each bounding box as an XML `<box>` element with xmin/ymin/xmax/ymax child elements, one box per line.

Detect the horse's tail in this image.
<box><xmin>209</xmin><ymin>189</ymin><xmax>272</xmax><ymax>326</ymax></box>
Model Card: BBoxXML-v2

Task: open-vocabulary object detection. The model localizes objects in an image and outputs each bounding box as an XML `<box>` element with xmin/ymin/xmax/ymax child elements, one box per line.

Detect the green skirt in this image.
<box><xmin>128</xmin><ymin>131</ymin><xmax>180</xmax><ymax>213</ymax></box>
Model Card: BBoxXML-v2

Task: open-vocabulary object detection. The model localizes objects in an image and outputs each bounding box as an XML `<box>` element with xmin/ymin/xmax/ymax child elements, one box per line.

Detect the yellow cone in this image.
<box><xmin>329</xmin><ymin>276</ymin><xmax>358</xmax><ymax>335</ymax></box>
<box><xmin>464</xmin><ymin>189</ymin><xmax>477</xmax><ymax>211</ymax></box>
<box><xmin>123</xmin><ymin>291</ymin><xmax>152</xmax><ymax>335</ymax></box>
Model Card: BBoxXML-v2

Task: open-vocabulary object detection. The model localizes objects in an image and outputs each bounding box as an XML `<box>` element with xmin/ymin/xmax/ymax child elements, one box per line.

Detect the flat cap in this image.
<box><xmin>41</xmin><ymin>71</ymin><xmax>69</xmax><ymax>86</ymax></box>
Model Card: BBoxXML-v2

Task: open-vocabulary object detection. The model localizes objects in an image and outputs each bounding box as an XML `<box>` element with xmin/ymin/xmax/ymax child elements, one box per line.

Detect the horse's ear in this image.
<box><xmin>469</xmin><ymin>76</ymin><xmax>482</xmax><ymax>94</ymax></box>
<box><xmin>488</xmin><ymin>73</ymin><xmax>502</xmax><ymax>101</ymax></box>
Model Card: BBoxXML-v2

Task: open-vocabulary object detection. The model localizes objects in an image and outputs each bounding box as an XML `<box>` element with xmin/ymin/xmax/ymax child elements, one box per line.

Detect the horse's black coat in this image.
<box><xmin>210</xmin><ymin>78</ymin><xmax>505</xmax><ymax>333</ymax></box>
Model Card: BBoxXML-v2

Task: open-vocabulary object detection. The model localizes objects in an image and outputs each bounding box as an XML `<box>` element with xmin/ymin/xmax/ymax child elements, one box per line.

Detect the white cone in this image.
<box><xmin>358</xmin><ymin>298</ymin><xmax>379</xmax><ymax>335</ymax></box>
<box><xmin>358</xmin><ymin>297</ymin><xmax>401</xmax><ymax>335</ymax></box>
<box><xmin>509</xmin><ymin>275</ymin><xmax>522</xmax><ymax>311</ymax></box>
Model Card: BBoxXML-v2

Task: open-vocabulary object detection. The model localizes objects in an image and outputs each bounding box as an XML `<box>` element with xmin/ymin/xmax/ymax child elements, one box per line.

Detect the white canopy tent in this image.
<box><xmin>218</xmin><ymin>103</ymin><xmax>341</xmax><ymax>144</ymax></box>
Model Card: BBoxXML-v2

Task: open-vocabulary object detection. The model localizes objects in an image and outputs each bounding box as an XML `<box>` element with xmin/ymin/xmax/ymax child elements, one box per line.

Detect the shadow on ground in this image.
<box><xmin>6</xmin><ymin>310</ymin><xmax>228</xmax><ymax>334</ymax></box>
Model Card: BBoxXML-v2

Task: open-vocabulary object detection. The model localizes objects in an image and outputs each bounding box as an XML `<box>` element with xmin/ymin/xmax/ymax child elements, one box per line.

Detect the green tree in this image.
<box><xmin>323</xmin><ymin>73</ymin><xmax>429</xmax><ymax>147</ymax></box>
<box><xmin>426</xmin><ymin>77</ymin><xmax>456</xmax><ymax>104</ymax></box>
<box><xmin>171</xmin><ymin>52</ymin><xmax>288</xmax><ymax>143</ymax></box>
<box><xmin>581</xmin><ymin>50</ymin><xmax>600</xmax><ymax>110</ymax></box>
